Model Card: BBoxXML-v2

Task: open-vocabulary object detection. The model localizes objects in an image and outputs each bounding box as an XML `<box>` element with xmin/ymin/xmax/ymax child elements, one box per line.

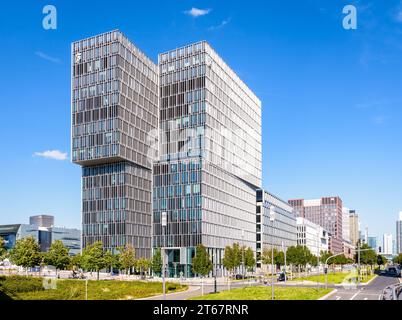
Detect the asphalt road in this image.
<box><xmin>325</xmin><ymin>275</ymin><xmax>400</xmax><ymax>300</ymax></box>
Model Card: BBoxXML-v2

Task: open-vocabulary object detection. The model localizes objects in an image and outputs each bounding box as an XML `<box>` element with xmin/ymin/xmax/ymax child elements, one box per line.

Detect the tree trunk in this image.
<box><xmin>97</xmin><ymin>270</ymin><xmax>99</xmax><ymax>281</ymax></box>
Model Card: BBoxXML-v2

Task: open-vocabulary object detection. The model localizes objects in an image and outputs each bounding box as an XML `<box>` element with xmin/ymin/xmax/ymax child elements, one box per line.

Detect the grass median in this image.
<box><xmin>189</xmin><ymin>286</ymin><xmax>332</xmax><ymax>300</ymax></box>
<box><xmin>291</xmin><ymin>271</ymin><xmax>376</xmax><ymax>284</ymax></box>
<box><xmin>0</xmin><ymin>275</ymin><xmax>187</xmax><ymax>300</ymax></box>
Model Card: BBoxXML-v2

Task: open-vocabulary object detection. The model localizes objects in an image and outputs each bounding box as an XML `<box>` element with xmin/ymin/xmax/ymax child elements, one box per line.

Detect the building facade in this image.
<box><xmin>348</xmin><ymin>210</ymin><xmax>359</xmax><ymax>247</ymax></box>
<box><xmin>296</xmin><ymin>217</ymin><xmax>328</xmax><ymax>257</ymax></box>
<box><xmin>367</xmin><ymin>236</ymin><xmax>378</xmax><ymax>252</ymax></box>
<box><xmin>71</xmin><ymin>30</ymin><xmax>159</xmax><ymax>258</ymax></box>
<box><xmin>396</xmin><ymin>212</ymin><xmax>402</xmax><ymax>255</ymax></box>
<box><xmin>342</xmin><ymin>207</ymin><xmax>350</xmax><ymax>242</ymax></box>
<box><xmin>0</xmin><ymin>216</ymin><xmax>81</xmax><ymax>255</ymax></box>
<box><xmin>383</xmin><ymin>233</ymin><xmax>393</xmax><ymax>255</ymax></box>
<box><xmin>153</xmin><ymin>41</ymin><xmax>262</xmax><ymax>276</ymax></box>
<box><xmin>256</xmin><ymin>190</ymin><xmax>297</xmax><ymax>269</ymax></box>
<box><xmin>288</xmin><ymin>197</ymin><xmax>343</xmax><ymax>254</ymax></box>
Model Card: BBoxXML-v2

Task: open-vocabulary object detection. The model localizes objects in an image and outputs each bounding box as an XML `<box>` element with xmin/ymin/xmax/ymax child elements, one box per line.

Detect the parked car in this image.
<box><xmin>386</xmin><ymin>266</ymin><xmax>401</xmax><ymax>277</ymax></box>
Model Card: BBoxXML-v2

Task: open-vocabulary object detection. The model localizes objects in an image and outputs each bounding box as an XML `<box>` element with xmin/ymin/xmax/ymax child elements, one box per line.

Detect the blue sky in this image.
<box><xmin>0</xmin><ymin>1</ymin><xmax>401</xmax><ymax>241</ymax></box>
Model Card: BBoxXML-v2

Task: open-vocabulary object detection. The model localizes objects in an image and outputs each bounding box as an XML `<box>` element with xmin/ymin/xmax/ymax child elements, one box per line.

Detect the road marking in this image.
<box><xmin>350</xmin><ymin>291</ymin><xmax>360</xmax><ymax>300</ymax></box>
<box><xmin>336</xmin><ymin>296</ymin><xmax>341</xmax><ymax>300</ymax></box>
<box><xmin>364</xmin><ymin>298</ymin><xmax>368</xmax><ymax>300</ymax></box>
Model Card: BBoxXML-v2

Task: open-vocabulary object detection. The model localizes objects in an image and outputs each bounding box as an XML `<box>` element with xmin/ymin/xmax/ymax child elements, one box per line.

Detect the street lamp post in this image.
<box><xmin>161</xmin><ymin>211</ymin><xmax>167</xmax><ymax>300</ymax></box>
<box><xmin>324</xmin><ymin>252</ymin><xmax>344</xmax><ymax>289</ymax></box>
<box><xmin>241</xmin><ymin>229</ymin><xmax>245</xmax><ymax>280</ymax></box>
<box><xmin>269</xmin><ymin>206</ymin><xmax>276</xmax><ymax>300</ymax></box>
<box><xmin>213</xmin><ymin>250</ymin><xmax>217</xmax><ymax>293</ymax></box>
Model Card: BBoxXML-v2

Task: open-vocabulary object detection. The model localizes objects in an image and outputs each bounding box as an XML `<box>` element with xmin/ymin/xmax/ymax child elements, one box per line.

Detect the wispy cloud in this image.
<box><xmin>35</xmin><ymin>51</ymin><xmax>61</xmax><ymax>64</ymax></box>
<box><xmin>184</xmin><ymin>8</ymin><xmax>211</xmax><ymax>17</ymax></box>
<box><xmin>208</xmin><ymin>18</ymin><xmax>231</xmax><ymax>31</ymax></box>
<box><xmin>397</xmin><ymin>10</ymin><xmax>402</xmax><ymax>22</ymax></box>
<box><xmin>34</xmin><ymin>150</ymin><xmax>68</xmax><ymax>161</ymax></box>
<box><xmin>372</xmin><ymin>115</ymin><xmax>387</xmax><ymax>125</ymax></box>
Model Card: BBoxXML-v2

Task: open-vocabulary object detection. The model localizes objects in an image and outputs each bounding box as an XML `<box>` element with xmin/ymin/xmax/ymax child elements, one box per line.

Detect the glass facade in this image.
<box><xmin>255</xmin><ymin>190</ymin><xmax>297</xmax><ymax>269</ymax></box>
<box><xmin>71</xmin><ymin>30</ymin><xmax>158</xmax><ymax>258</ymax></box>
<box><xmin>154</xmin><ymin>41</ymin><xmax>262</xmax><ymax>276</ymax></box>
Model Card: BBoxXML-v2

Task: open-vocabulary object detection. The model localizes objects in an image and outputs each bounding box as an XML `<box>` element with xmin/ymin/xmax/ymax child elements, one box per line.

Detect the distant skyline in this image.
<box><xmin>0</xmin><ymin>1</ymin><xmax>401</xmax><ymax>238</ymax></box>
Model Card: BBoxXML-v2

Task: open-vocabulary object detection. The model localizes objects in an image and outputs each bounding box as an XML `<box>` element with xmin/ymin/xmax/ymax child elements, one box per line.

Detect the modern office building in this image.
<box><xmin>71</xmin><ymin>30</ymin><xmax>159</xmax><ymax>258</ymax></box>
<box><xmin>367</xmin><ymin>236</ymin><xmax>378</xmax><ymax>252</ymax></box>
<box><xmin>396</xmin><ymin>212</ymin><xmax>402</xmax><ymax>255</ymax></box>
<box><xmin>349</xmin><ymin>210</ymin><xmax>360</xmax><ymax>247</ymax></box>
<box><xmin>342</xmin><ymin>207</ymin><xmax>350</xmax><ymax>242</ymax></box>
<box><xmin>153</xmin><ymin>41</ymin><xmax>262</xmax><ymax>276</ymax></box>
<box><xmin>296</xmin><ymin>217</ymin><xmax>328</xmax><ymax>257</ymax></box>
<box><xmin>383</xmin><ymin>233</ymin><xmax>393</xmax><ymax>255</ymax></box>
<box><xmin>29</xmin><ymin>215</ymin><xmax>54</xmax><ymax>228</ymax></box>
<box><xmin>288</xmin><ymin>197</ymin><xmax>343</xmax><ymax>254</ymax></box>
<box><xmin>256</xmin><ymin>190</ymin><xmax>297</xmax><ymax>269</ymax></box>
<box><xmin>0</xmin><ymin>216</ymin><xmax>81</xmax><ymax>255</ymax></box>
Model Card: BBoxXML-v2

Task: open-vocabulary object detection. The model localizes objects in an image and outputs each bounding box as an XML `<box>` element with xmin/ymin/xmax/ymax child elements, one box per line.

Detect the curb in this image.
<box><xmin>360</xmin><ymin>274</ymin><xmax>377</xmax><ymax>286</ymax></box>
<box><xmin>318</xmin><ymin>289</ymin><xmax>337</xmax><ymax>300</ymax></box>
<box><xmin>136</xmin><ymin>286</ymin><xmax>200</xmax><ymax>300</ymax></box>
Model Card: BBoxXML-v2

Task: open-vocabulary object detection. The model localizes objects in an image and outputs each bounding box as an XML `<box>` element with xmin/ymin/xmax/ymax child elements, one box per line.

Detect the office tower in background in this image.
<box><xmin>288</xmin><ymin>197</ymin><xmax>343</xmax><ymax>254</ymax></box>
<box><xmin>396</xmin><ymin>212</ymin><xmax>402</xmax><ymax>254</ymax></box>
<box><xmin>349</xmin><ymin>210</ymin><xmax>360</xmax><ymax>247</ymax></box>
<box><xmin>383</xmin><ymin>233</ymin><xmax>393</xmax><ymax>255</ymax></box>
<box><xmin>71</xmin><ymin>30</ymin><xmax>159</xmax><ymax>258</ymax></box>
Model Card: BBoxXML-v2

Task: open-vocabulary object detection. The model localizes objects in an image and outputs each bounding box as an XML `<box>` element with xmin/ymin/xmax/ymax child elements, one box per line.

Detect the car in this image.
<box><xmin>386</xmin><ymin>267</ymin><xmax>401</xmax><ymax>277</ymax></box>
<box><xmin>277</xmin><ymin>272</ymin><xmax>286</xmax><ymax>282</ymax></box>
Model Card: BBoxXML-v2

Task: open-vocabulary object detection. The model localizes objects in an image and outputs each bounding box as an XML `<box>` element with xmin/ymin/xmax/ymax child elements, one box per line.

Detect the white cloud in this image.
<box><xmin>208</xmin><ymin>18</ymin><xmax>231</xmax><ymax>31</ymax></box>
<box><xmin>397</xmin><ymin>10</ymin><xmax>402</xmax><ymax>22</ymax></box>
<box><xmin>35</xmin><ymin>51</ymin><xmax>61</xmax><ymax>64</ymax></box>
<box><xmin>184</xmin><ymin>7</ymin><xmax>211</xmax><ymax>17</ymax></box>
<box><xmin>34</xmin><ymin>150</ymin><xmax>68</xmax><ymax>161</ymax></box>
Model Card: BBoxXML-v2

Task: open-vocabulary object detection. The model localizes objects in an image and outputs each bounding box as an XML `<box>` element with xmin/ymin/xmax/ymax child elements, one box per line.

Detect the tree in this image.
<box><xmin>261</xmin><ymin>248</ymin><xmax>284</xmax><ymax>270</ymax></box>
<box><xmin>70</xmin><ymin>253</ymin><xmax>82</xmax><ymax>270</ymax></box>
<box><xmin>119</xmin><ymin>244</ymin><xmax>137</xmax><ymax>275</ymax></box>
<box><xmin>355</xmin><ymin>243</ymin><xmax>376</xmax><ymax>266</ymax></box>
<box><xmin>0</xmin><ymin>236</ymin><xmax>6</xmax><ymax>260</ymax></box>
<box><xmin>244</xmin><ymin>247</ymin><xmax>256</xmax><ymax>272</ymax></box>
<box><xmin>392</xmin><ymin>254</ymin><xmax>402</xmax><ymax>265</ymax></box>
<box><xmin>9</xmin><ymin>236</ymin><xmax>42</xmax><ymax>273</ymax></box>
<box><xmin>377</xmin><ymin>254</ymin><xmax>387</xmax><ymax>267</ymax></box>
<box><xmin>222</xmin><ymin>243</ymin><xmax>241</xmax><ymax>277</ymax></box>
<box><xmin>320</xmin><ymin>250</ymin><xmax>333</xmax><ymax>264</ymax></box>
<box><xmin>104</xmin><ymin>250</ymin><xmax>122</xmax><ymax>274</ymax></box>
<box><xmin>136</xmin><ymin>258</ymin><xmax>151</xmax><ymax>278</ymax></box>
<box><xmin>192</xmin><ymin>244</ymin><xmax>213</xmax><ymax>277</ymax></box>
<box><xmin>152</xmin><ymin>248</ymin><xmax>163</xmax><ymax>276</ymax></box>
<box><xmin>81</xmin><ymin>241</ymin><xmax>109</xmax><ymax>280</ymax></box>
<box><xmin>287</xmin><ymin>245</ymin><xmax>313</xmax><ymax>274</ymax></box>
<box><xmin>44</xmin><ymin>240</ymin><xmax>71</xmax><ymax>275</ymax></box>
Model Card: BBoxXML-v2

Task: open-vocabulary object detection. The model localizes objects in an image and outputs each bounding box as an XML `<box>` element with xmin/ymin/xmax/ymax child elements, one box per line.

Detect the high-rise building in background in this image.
<box><xmin>342</xmin><ymin>207</ymin><xmax>350</xmax><ymax>242</ymax></box>
<box><xmin>396</xmin><ymin>212</ymin><xmax>402</xmax><ymax>255</ymax></box>
<box><xmin>29</xmin><ymin>215</ymin><xmax>54</xmax><ymax>228</ymax></box>
<box><xmin>349</xmin><ymin>210</ymin><xmax>359</xmax><ymax>247</ymax></box>
<box><xmin>71</xmin><ymin>30</ymin><xmax>159</xmax><ymax>258</ymax></box>
<box><xmin>153</xmin><ymin>41</ymin><xmax>262</xmax><ymax>276</ymax></box>
<box><xmin>367</xmin><ymin>236</ymin><xmax>378</xmax><ymax>252</ymax></box>
<box><xmin>256</xmin><ymin>190</ymin><xmax>297</xmax><ymax>270</ymax></box>
<box><xmin>296</xmin><ymin>217</ymin><xmax>328</xmax><ymax>257</ymax></box>
<box><xmin>383</xmin><ymin>233</ymin><xmax>393</xmax><ymax>255</ymax></box>
<box><xmin>288</xmin><ymin>197</ymin><xmax>343</xmax><ymax>254</ymax></box>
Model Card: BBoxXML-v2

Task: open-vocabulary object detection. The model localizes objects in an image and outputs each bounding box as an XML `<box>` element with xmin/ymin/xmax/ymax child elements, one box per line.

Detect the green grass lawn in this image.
<box><xmin>190</xmin><ymin>286</ymin><xmax>332</xmax><ymax>300</ymax></box>
<box><xmin>292</xmin><ymin>272</ymin><xmax>376</xmax><ymax>284</ymax></box>
<box><xmin>0</xmin><ymin>275</ymin><xmax>187</xmax><ymax>300</ymax></box>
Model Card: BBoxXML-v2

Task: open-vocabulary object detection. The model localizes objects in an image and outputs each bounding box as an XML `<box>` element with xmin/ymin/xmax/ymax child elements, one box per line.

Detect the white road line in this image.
<box><xmin>350</xmin><ymin>291</ymin><xmax>360</xmax><ymax>300</ymax></box>
<box><xmin>364</xmin><ymin>298</ymin><xmax>368</xmax><ymax>300</ymax></box>
<box><xmin>336</xmin><ymin>296</ymin><xmax>341</xmax><ymax>300</ymax></box>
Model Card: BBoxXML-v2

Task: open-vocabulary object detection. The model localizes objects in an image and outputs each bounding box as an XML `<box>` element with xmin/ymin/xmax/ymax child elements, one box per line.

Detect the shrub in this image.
<box><xmin>0</xmin><ymin>276</ymin><xmax>44</xmax><ymax>294</ymax></box>
<box><xmin>167</xmin><ymin>284</ymin><xmax>177</xmax><ymax>291</ymax></box>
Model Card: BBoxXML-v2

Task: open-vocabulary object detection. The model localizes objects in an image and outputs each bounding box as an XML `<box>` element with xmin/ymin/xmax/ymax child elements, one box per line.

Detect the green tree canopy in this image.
<box><xmin>70</xmin><ymin>253</ymin><xmax>82</xmax><ymax>270</ymax></box>
<box><xmin>286</xmin><ymin>245</ymin><xmax>313</xmax><ymax>268</ymax></box>
<box><xmin>0</xmin><ymin>236</ymin><xmax>6</xmax><ymax>260</ymax></box>
<box><xmin>119</xmin><ymin>243</ymin><xmax>136</xmax><ymax>275</ymax></box>
<box><xmin>244</xmin><ymin>247</ymin><xmax>256</xmax><ymax>271</ymax></box>
<box><xmin>44</xmin><ymin>240</ymin><xmax>70</xmax><ymax>274</ymax></box>
<box><xmin>9</xmin><ymin>236</ymin><xmax>42</xmax><ymax>270</ymax></box>
<box><xmin>152</xmin><ymin>248</ymin><xmax>163</xmax><ymax>276</ymax></box>
<box><xmin>392</xmin><ymin>254</ymin><xmax>402</xmax><ymax>265</ymax></box>
<box><xmin>81</xmin><ymin>241</ymin><xmax>109</xmax><ymax>280</ymax></box>
<box><xmin>261</xmin><ymin>248</ymin><xmax>284</xmax><ymax>267</ymax></box>
<box><xmin>192</xmin><ymin>244</ymin><xmax>213</xmax><ymax>277</ymax></box>
<box><xmin>222</xmin><ymin>243</ymin><xmax>241</xmax><ymax>275</ymax></box>
<box><xmin>136</xmin><ymin>257</ymin><xmax>151</xmax><ymax>277</ymax></box>
<box><xmin>354</xmin><ymin>243</ymin><xmax>376</xmax><ymax>265</ymax></box>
